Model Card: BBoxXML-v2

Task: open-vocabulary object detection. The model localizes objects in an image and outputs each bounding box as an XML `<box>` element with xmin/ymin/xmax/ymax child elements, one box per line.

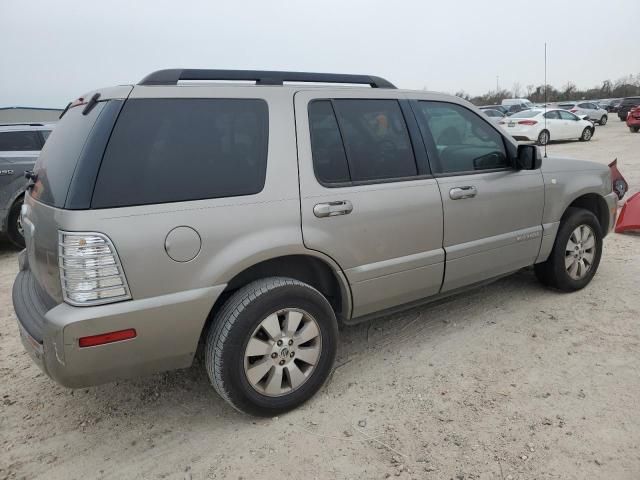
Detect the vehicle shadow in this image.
<box><xmin>48</xmin><ymin>268</ymin><xmax>549</xmax><ymax>426</ymax></box>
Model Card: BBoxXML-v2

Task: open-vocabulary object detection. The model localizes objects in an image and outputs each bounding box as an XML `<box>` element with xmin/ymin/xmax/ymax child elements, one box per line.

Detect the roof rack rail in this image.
<box><xmin>138</xmin><ymin>69</ymin><xmax>396</xmax><ymax>89</ymax></box>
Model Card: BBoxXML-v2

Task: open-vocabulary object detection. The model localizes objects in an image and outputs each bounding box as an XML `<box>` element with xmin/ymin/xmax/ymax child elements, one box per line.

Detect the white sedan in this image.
<box><xmin>499</xmin><ymin>108</ymin><xmax>595</xmax><ymax>145</ymax></box>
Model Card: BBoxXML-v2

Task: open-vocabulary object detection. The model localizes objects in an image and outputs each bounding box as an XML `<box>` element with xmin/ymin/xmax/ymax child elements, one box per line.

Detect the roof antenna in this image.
<box><xmin>544</xmin><ymin>42</ymin><xmax>548</xmax><ymax>159</ymax></box>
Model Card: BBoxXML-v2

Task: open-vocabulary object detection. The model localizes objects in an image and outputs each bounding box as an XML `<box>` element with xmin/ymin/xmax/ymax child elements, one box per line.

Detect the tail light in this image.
<box><xmin>570</xmin><ymin>109</ymin><xmax>578</xmax><ymax>113</ymax></box>
<box><xmin>518</xmin><ymin>120</ymin><xmax>538</xmax><ymax>125</ymax></box>
<box><xmin>58</xmin><ymin>231</ymin><xmax>131</xmax><ymax>306</ymax></box>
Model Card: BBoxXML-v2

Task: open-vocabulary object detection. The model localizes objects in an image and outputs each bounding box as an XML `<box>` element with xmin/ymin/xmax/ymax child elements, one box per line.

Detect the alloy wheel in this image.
<box><xmin>243</xmin><ymin>308</ymin><xmax>322</xmax><ymax>397</ymax></box>
<box><xmin>565</xmin><ymin>225</ymin><xmax>596</xmax><ymax>280</ymax></box>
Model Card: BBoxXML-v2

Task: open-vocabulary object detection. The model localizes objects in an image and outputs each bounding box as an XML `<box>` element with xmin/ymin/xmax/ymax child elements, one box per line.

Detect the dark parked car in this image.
<box><xmin>618</xmin><ymin>97</ymin><xmax>640</xmax><ymax>121</ymax></box>
<box><xmin>599</xmin><ymin>98</ymin><xmax>622</xmax><ymax>113</ymax></box>
<box><xmin>0</xmin><ymin>123</ymin><xmax>53</xmax><ymax>246</ymax></box>
<box><xmin>479</xmin><ymin>105</ymin><xmax>508</xmax><ymax>115</ymax></box>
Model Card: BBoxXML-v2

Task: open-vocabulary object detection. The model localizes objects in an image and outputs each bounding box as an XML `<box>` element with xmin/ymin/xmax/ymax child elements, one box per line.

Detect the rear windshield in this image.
<box><xmin>0</xmin><ymin>131</ymin><xmax>42</xmax><ymax>151</ymax></box>
<box><xmin>32</xmin><ymin>103</ymin><xmax>107</xmax><ymax>207</ymax></box>
<box><xmin>510</xmin><ymin>110</ymin><xmax>541</xmax><ymax>118</ymax></box>
<box><xmin>91</xmin><ymin>98</ymin><xmax>269</xmax><ymax>208</ymax></box>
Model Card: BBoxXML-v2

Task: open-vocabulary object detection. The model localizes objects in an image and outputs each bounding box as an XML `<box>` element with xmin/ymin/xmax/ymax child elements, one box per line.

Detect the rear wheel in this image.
<box><xmin>534</xmin><ymin>208</ymin><xmax>603</xmax><ymax>292</ymax></box>
<box><xmin>579</xmin><ymin>127</ymin><xmax>593</xmax><ymax>141</ymax></box>
<box><xmin>537</xmin><ymin>130</ymin><xmax>550</xmax><ymax>146</ymax></box>
<box><xmin>205</xmin><ymin>277</ymin><xmax>338</xmax><ymax>416</ymax></box>
<box><xmin>599</xmin><ymin>115</ymin><xmax>607</xmax><ymax>125</ymax></box>
<box><xmin>6</xmin><ymin>197</ymin><xmax>25</xmax><ymax>248</ymax></box>
<box><xmin>631</xmin><ymin>126</ymin><xmax>640</xmax><ymax>133</ymax></box>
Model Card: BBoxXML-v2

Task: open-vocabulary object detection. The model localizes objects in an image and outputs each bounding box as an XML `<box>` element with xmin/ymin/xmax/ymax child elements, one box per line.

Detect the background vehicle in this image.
<box><xmin>499</xmin><ymin>108</ymin><xmax>595</xmax><ymax>145</ymax></box>
<box><xmin>627</xmin><ymin>105</ymin><xmax>640</xmax><ymax>132</ymax></box>
<box><xmin>618</xmin><ymin>97</ymin><xmax>640</xmax><ymax>121</ymax></box>
<box><xmin>481</xmin><ymin>108</ymin><xmax>506</xmax><ymax>124</ymax></box>
<box><xmin>502</xmin><ymin>98</ymin><xmax>533</xmax><ymax>115</ymax></box>
<box><xmin>0</xmin><ymin>123</ymin><xmax>53</xmax><ymax>247</ymax></box>
<box><xmin>13</xmin><ymin>70</ymin><xmax>616</xmax><ymax>416</ymax></box>
<box><xmin>598</xmin><ymin>98</ymin><xmax>621</xmax><ymax>113</ymax></box>
<box><xmin>556</xmin><ymin>101</ymin><xmax>608</xmax><ymax>125</ymax></box>
<box><xmin>479</xmin><ymin>105</ymin><xmax>508</xmax><ymax>115</ymax></box>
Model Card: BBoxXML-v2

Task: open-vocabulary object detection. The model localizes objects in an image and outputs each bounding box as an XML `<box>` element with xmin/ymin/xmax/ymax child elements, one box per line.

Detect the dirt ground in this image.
<box><xmin>1</xmin><ymin>118</ymin><xmax>639</xmax><ymax>480</ymax></box>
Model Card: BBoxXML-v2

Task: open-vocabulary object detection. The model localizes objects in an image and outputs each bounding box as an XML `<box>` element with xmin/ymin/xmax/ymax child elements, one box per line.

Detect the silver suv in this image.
<box><xmin>0</xmin><ymin>123</ymin><xmax>53</xmax><ymax>246</ymax></box>
<box><xmin>12</xmin><ymin>69</ymin><xmax>618</xmax><ymax>416</ymax></box>
<box><xmin>556</xmin><ymin>101</ymin><xmax>609</xmax><ymax>125</ymax></box>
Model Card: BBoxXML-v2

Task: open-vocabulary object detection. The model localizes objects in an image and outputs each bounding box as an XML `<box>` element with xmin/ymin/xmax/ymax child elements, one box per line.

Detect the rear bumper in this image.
<box><xmin>12</xmin><ymin>259</ymin><xmax>222</xmax><ymax>388</ymax></box>
<box><xmin>626</xmin><ymin>116</ymin><xmax>640</xmax><ymax>127</ymax></box>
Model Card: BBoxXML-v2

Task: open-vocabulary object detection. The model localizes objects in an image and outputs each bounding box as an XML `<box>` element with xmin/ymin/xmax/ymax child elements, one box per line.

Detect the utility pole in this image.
<box><xmin>496</xmin><ymin>75</ymin><xmax>499</xmax><ymax>91</ymax></box>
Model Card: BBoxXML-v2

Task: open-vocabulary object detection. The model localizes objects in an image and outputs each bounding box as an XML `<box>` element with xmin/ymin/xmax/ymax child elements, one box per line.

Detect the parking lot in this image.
<box><xmin>1</xmin><ymin>118</ymin><xmax>639</xmax><ymax>480</ymax></box>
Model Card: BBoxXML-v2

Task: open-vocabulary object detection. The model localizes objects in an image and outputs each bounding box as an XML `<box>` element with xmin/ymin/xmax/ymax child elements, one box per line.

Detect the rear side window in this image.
<box><xmin>308</xmin><ymin>101</ymin><xmax>350</xmax><ymax>183</ymax></box>
<box><xmin>0</xmin><ymin>131</ymin><xmax>41</xmax><ymax>151</ymax></box>
<box><xmin>415</xmin><ymin>101</ymin><xmax>508</xmax><ymax>174</ymax></box>
<box><xmin>92</xmin><ymin>98</ymin><xmax>268</xmax><ymax>208</ymax></box>
<box><xmin>557</xmin><ymin>104</ymin><xmax>575</xmax><ymax>110</ymax></box>
<box><xmin>308</xmin><ymin>99</ymin><xmax>417</xmax><ymax>184</ymax></box>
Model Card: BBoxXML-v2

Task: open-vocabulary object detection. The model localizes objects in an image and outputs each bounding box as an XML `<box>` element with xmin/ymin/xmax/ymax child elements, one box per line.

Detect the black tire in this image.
<box><xmin>537</xmin><ymin>130</ymin><xmax>550</xmax><ymax>146</ymax></box>
<box><xmin>599</xmin><ymin>115</ymin><xmax>607</xmax><ymax>125</ymax></box>
<box><xmin>534</xmin><ymin>207</ymin><xmax>603</xmax><ymax>292</ymax></box>
<box><xmin>631</xmin><ymin>126</ymin><xmax>640</xmax><ymax>133</ymax></box>
<box><xmin>205</xmin><ymin>277</ymin><xmax>338</xmax><ymax>416</ymax></box>
<box><xmin>579</xmin><ymin>127</ymin><xmax>593</xmax><ymax>141</ymax></box>
<box><xmin>6</xmin><ymin>197</ymin><xmax>25</xmax><ymax>248</ymax></box>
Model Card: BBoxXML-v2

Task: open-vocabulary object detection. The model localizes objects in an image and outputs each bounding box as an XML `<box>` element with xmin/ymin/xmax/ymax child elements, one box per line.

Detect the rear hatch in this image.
<box><xmin>22</xmin><ymin>86</ymin><xmax>132</xmax><ymax>304</ymax></box>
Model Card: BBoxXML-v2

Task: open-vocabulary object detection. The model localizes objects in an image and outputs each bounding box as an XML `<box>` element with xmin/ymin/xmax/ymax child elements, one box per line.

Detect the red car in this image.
<box><xmin>627</xmin><ymin>105</ymin><xmax>640</xmax><ymax>132</ymax></box>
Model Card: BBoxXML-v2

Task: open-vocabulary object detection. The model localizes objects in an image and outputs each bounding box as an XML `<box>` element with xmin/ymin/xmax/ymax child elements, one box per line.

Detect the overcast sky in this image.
<box><xmin>2</xmin><ymin>0</ymin><xmax>639</xmax><ymax>108</ymax></box>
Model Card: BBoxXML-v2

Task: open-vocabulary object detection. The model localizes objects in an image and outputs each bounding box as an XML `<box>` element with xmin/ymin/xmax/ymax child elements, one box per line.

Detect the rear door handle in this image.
<box><xmin>449</xmin><ymin>186</ymin><xmax>477</xmax><ymax>200</ymax></box>
<box><xmin>313</xmin><ymin>200</ymin><xmax>353</xmax><ymax>218</ymax></box>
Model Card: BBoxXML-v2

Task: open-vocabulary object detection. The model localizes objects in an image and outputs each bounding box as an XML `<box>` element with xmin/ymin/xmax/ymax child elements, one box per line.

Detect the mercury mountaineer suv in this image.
<box><xmin>13</xmin><ymin>69</ymin><xmax>618</xmax><ymax>416</ymax></box>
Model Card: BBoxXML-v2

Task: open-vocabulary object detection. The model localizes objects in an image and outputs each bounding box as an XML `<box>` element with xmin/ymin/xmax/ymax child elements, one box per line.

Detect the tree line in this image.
<box><xmin>453</xmin><ymin>74</ymin><xmax>640</xmax><ymax>106</ymax></box>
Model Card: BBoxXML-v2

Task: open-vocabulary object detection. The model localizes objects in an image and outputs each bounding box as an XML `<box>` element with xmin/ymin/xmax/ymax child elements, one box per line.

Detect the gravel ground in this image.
<box><xmin>1</xmin><ymin>119</ymin><xmax>639</xmax><ymax>480</ymax></box>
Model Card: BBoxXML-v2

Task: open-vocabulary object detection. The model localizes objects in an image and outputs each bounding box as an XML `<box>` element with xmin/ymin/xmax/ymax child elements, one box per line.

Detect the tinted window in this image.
<box><xmin>544</xmin><ymin>111</ymin><xmax>561</xmax><ymax>119</ymax></box>
<box><xmin>308</xmin><ymin>101</ymin><xmax>350</xmax><ymax>183</ymax></box>
<box><xmin>511</xmin><ymin>110</ymin><xmax>541</xmax><ymax>118</ymax></box>
<box><xmin>577</xmin><ymin>103</ymin><xmax>591</xmax><ymax>109</ymax></box>
<box><xmin>330</xmin><ymin>99</ymin><xmax>417</xmax><ymax>181</ymax></box>
<box><xmin>558</xmin><ymin>110</ymin><xmax>579</xmax><ymax>120</ymax></box>
<box><xmin>41</xmin><ymin>130</ymin><xmax>52</xmax><ymax>142</ymax></box>
<box><xmin>557</xmin><ymin>103</ymin><xmax>575</xmax><ymax>110</ymax></box>
<box><xmin>0</xmin><ymin>131</ymin><xmax>41</xmax><ymax>151</ymax></box>
<box><xmin>92</xmin><ymin>98</ymin><xmax>268</xmax><ymax>208</ymax></box>
<box><xmin>33</xmin><ymin>102</ymin><xmax>108</xmax><ymax>207</ymax></box>
<box><xmin>416</xmin><ymin>101</ymin><xmax>508</xmax><ymax>174</ymax></box>
<box><xmin>484</xmin><ymin>110</ymin><xmax>503</xmax><ymax>118</ymax></box>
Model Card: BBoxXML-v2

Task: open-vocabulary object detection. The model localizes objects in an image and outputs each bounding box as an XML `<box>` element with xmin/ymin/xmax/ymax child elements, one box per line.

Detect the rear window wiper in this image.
<box><xmin>82</xmin><ymin>93</ymin><xmax>101</xmax><ymax>116</ymax></box>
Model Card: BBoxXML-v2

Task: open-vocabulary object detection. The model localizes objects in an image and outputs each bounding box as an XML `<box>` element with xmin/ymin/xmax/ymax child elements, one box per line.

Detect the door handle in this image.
<box><xmin>449</xmin><ymin>186</ymin><xmax>477</xmax><ymax>200</ymax></box>
<box><xmin>313</xmin><ymin>200</ymin><xmax>353</xmax><ymax>218</ymax></box>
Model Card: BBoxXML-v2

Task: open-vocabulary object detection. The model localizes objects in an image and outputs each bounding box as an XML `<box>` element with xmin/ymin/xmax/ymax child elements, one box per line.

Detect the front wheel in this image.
<box><xmin>599</xmin><ymin>115</ymin><xmax>607</xmax><ymax>125</ymax></box>
<box><xmin>534</xmin><ymin>208</ymin><xmax>603</xmax><ymax>291</ymax></box>
<box><xmin>579</xmin><ymin>127</ymin><xmax>593</xmax><ymax>141</ymax></box>
<box><xmin>537</xmin><ymin>130</ymin><xmax>550</xmax><ymax>146</ymax></box>
<box><xmin>205</xmin><ymin>277</ymin><xmax>338</xmax><ymax>416</ymax></box>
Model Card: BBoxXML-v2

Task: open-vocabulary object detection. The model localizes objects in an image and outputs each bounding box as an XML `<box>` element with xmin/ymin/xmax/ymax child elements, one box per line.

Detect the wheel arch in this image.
<box><xmin>564</xmin><ymin>193</ymin><xmax>609</xmax><ymax>237</ymax></box>
<box><xmin>199</xmin><ymin>253</ymin><xmax>352</xmax><ymax>348</ymax></box>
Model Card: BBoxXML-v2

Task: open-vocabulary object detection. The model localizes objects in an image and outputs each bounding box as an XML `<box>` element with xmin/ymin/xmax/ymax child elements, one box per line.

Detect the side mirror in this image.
<box><xmin>515</xmin><ymin>144</ymin><xmax>541</xmax><ymax>170</ymax></box>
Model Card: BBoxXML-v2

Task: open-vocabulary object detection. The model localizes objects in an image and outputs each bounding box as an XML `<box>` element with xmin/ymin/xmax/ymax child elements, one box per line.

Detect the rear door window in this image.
<box><xmin>558</xmin><ymin>110</ymin><xmax>579</xmax><ymax>121</ymax></box>
<box><xmin>0</xmin><ymin>131</ymin><xmax>42</xmax><ymax>151</ymax></box>
<box><xmin>308</xmin><ymin>99</ymin><xmax>418</xmax><ymax>184</ymax></box>
<box><xmin>92</xmin><ymin>98</ymin><xmax>269</xmax><ymax>208</ymax></box>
